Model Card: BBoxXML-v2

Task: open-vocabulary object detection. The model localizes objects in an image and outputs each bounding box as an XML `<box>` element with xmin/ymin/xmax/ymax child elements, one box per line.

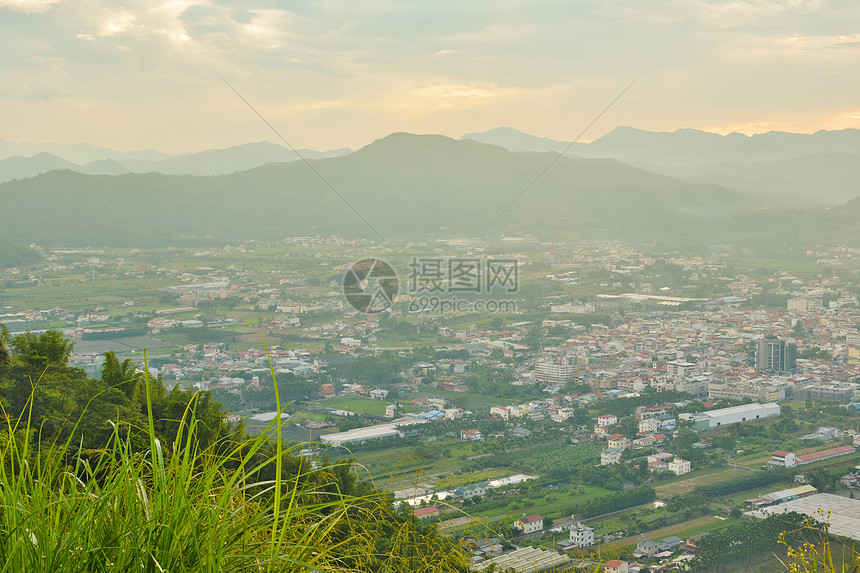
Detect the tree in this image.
<box><xmin>101</xmin><ymin>351</ymin><xmax>140</xmax><ymax>398</ymax></box>
<box><xmin>729</xmin><ymin>506</ymin><xmax>743</xmax><ymax>519</ymax></box>
<box><xmin>0</xmin><ymin>323</ymin><xmax>10</xmax><ymax>367</ymax></box>
<box><xmin>672</xmin><ymin>428</ymin><xmax>699</xmax><ymax>454</ymax></box>
<box><xmin>9</xmin><ymin>330</ymin><xmax>74</xmax><ymax>373</ymax></box>
<box><xmin>805</xmin><ymin>468</ymin><xmax>837</xmax><ymax>492</ymax></box>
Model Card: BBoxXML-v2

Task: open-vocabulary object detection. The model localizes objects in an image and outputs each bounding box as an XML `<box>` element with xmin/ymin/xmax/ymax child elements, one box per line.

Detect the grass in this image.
<box><xmin>432</xmin><ymin>468</ymin><xmax>511</xmax><ymax>490</ymax></box>
<box><xmin>2</xmin><ymin>394</ymin><xmax>339</xmax><ymax>570</ymax></box>
<box><xmin>608</xmin><ymin>515</ymin><xmax>737</xmax><ymax>550</ymax></box>
<box><xmin>0</xmin><ymin>358</ymin><xmax>469</xmax><ymax>572</ymax></box>
<box><xmin>470</xmin><ymin>484</ymin><xmax>614</xmax><ymax>519</ymax></box>
<box><xmin>320</xmin><ymin>396</ymin><xmax>393</xmax><ymax>416</ymax></box>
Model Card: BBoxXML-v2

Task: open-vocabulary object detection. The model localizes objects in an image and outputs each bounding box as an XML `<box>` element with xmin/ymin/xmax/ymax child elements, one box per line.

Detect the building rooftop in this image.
<box><xmin>796</xmin><ymin>445</ymin><xmax>855</xmax><ymax>463</ymax></box>
<box><xmin>747</xmin><ymin>493</ymin><xmax>860</xmax><ymax>541</ymax></box>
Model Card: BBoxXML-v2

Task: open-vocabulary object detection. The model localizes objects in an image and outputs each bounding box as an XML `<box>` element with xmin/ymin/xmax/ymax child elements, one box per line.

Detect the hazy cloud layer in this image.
<box><xmin>2</xmin><ymin>0</ymin><xmax>859</xmax><ymax>151</ymax></box>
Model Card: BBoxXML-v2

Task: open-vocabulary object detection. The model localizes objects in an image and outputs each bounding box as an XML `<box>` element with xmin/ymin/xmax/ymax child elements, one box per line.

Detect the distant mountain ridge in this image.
<box><xmin>1</xmin><ymin>131</ymin><xmax>858</xmax><ymax>250</ymax></box>
<box><xmin>0</xmin><ymin>141</ymin><xmax>353</xmax><ymax>183</ymax></box>
<box><xmin>0</xmin><ymin>133</ymin><xmax>757</xmax><ymax>247</ymax></box>
<box><xmin>463</xmin><ymin>126</ymin><xmax>860</xmax><ymax>163</ymax></box>
<box><xmin>463</xmin><ymin>126</ymin><xmax>860</xmax><ymax>205</ymax></box>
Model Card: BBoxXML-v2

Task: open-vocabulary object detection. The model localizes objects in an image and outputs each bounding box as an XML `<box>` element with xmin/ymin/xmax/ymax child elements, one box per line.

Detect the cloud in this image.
<box><xmin>0</xmin><ymin>0</ymin><xmax>62</xmax><ymax>14</ymax></box>
<box><xmin>1</xmin><ymin>0</ymin><xmax>860</xmax><ymax>151</ymax></box>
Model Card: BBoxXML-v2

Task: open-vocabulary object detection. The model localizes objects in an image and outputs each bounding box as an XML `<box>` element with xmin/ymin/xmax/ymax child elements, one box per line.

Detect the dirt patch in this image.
<box><xmin>610</xmin><ymin>515</ymin><xmax>724</xmax><ymax>549</ymax></box>
<box><xmin>654</xmin><ymin>467</ymin><xmax>749</xmax><ymax>496</ymax></box>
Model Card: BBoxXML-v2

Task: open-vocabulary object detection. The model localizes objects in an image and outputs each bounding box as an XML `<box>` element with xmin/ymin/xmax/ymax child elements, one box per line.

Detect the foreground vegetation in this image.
<box><xmin>0</xmin><ymin>328</ymin><xmax>469</xmax><ymax>572</ymax></box>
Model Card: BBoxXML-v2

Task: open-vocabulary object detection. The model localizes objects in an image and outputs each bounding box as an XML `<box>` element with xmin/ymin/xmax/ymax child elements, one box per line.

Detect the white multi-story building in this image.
<box><xmin>601</xmin><ymin>448</ymin><xmax>622</xmax><ymax>465</ymax></box>
<box><xmin>638</xmin><ymin>417</ymin><xmax>660</xmax><ymax>433</ymax></box>
<box><xmin>607</xmin><ymin>435</ymin><xmax>631</xmax><ymax>450</ymax></box>
<box><xmin>788</xmin><ymin>297</ymin><xmax>822</xmax><ymax>311</ymax></box>
<box><xmin>666</xmin><ymin>360</ymin><xmax>697</xmax><ymax>380</ymax></box>
<box><xmin>569</xmin><ymin>524</ymin><xmax>595</xmax><ymax>547</ymax></box>
<box><xmin>669</xmin><ymin>459</ymin><xmax>691</xmax><ymax>476</ymax></box>
<box><xmin>490</xmin><ymin>406</ymin><xmax>510</xmax><ymax>420</ymax></box>
<box><xmin>596</xmin><ymin>414</ymin><xmax>618</xmax><ymax>427</ymax></box>
<box><xmin>534</xmin><ymin>357</ymin><xmax>576</xmax><ymax>384</ymax></box>
<box><xmin>514</xmin><ymin>514</ymin><xmax>544</xmax><ymax>535</ymax></box>
<box><xmin>552</xmin><ymin>408</ymin><xmax>575</xmax><ymax>423</ymax></box>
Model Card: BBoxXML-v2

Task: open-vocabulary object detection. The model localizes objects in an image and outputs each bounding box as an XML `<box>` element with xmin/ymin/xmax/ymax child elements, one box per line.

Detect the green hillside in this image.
<box><xmin>0</xmin><ymin>133</ymin><xmax>759</xmax><ymax>247</ymax></box>
<box><xmin>0</xmin><ymin>132</ymin><xmax>857</xmax><ymax>248</ymax></box>
<box><xmin>0</xmin><ymin>238</ymin><xmax>40</xmax><ymax>268</ymax></box>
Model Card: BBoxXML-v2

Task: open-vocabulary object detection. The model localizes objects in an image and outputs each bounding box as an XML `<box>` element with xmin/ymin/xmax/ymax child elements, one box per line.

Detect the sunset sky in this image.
<box><xmin>2</xmin><ymin>0</ymin><xmax>860</xmax><ymax>153</ymax></box>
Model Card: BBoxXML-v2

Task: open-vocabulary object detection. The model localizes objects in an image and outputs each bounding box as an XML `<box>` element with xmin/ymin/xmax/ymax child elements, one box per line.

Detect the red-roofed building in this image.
<box><xmin>514</xmin><ymin>514</ymin><xmax>544</xmax><ymax>535</ymax></box>
<box><xmin>460</xmin><ymin>429</ymin><xmax>484</xmax><ymax>441</ymax></box>
<box><xmin>796</xmin><ymin>445</ymin><xmax>855</xmax><ymax>465</ymax></box>
<box><xmin>604</xmin><ymin>559</ymin><xmax>629</xmax><ymax>573</ymax></box>
<box><xmin>413</xmin><ymin>506</ymin><xmax>441</xmax><ymax>519</ymax></box>
<box><xmin>772</xmin><ymin>450</ymin><xmax>796</xmax><ymax>467</ymax></box>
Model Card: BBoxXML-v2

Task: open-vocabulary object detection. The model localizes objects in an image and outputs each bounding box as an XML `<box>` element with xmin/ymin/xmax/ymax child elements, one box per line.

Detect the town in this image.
<box><xmin>2</xmin><ymin>237</ymin><xmax>860</xmax><ymax>572</ymax></box>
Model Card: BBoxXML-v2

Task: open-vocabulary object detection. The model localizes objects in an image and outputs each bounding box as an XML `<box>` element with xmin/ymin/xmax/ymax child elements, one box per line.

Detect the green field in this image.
<box><xmin>319</xmin><ymin>396</ymin><xmax>393</xmax><ymax>416</ymax></box>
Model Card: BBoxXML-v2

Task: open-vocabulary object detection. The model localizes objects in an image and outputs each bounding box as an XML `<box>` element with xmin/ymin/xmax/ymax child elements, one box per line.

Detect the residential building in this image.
<box><xmin>638</xmin><ymin>417</ymin><xmax>660</xmax><ymax>433</ymax></box>
<box><xmin>460</xmin><ymin>429</ymin><xmax>484</xmax><ymax>441</ymax></box>
<box><xmin>490</xmin><ymin>406</ymin><xmax>510</xmax><ymax>420</ymax></box>
<box><xmin>794</xmin><ymin>383</ymin><xmax>854</xmax><ymax>403</ymax></box>
<box><xmin>453</xmin><ymin>482</ymin><xmax>488</xmax><ymax>500</ymax></box>
<box><xmin>413</xmin><ymin>506</ymin><xmax>441</xmax><ymax>519</ymax></box>
<box><xmin>675</xmin><ymin>375</ymin><xmax>709</xmax><ymax>396</ymax></box>
<box><xmin>552</xmin><ymin>407</ymin><xmax>575</xmax><ymax>423</ymax></box>
<box><xmin>569</xmin><ymin>524</ymin><xmax>595</xmax><ymax>547</ymax></box>
<box><xmin>708</xmin><ymin>377</ymin><xmax>786</xmax><ymax>402</ymax></box>
<box><xmin>597</xmin><ymin>414</ymin><xmax>618</xmax><ymax>427</ymax></box>
<box><xmin>636</xmin><ymin>539</ymin><xmax>659</xmax><ymax>558</ymax></box>
<box><xmin>514</xmin><ymin>514</ymin><xmax>544</xmax><ymax>535</ymax></box>
<box><xmin>534</xmin><ymin>357</ymin><xmax>576</xmax><ymax>384</ymax></box>
<box><xmin>788</xmin><ymin>297</ymin><xmax>822</xmax><ymax>311</ymax></box>
<box><xmin>604</xmin><ymin>560</ymin><xmax>629</xmax><ymax>573</ymax></box>
<box><xmin>772</xmin><ymin>450</ymin><xmax>797</xmax><ymax>468</ymax></box>
<box><xmin>601</xmin><ymin>448</ymin><xmax>623</xmax><ymax>465</ymax></box>
<box><xmin>756</xmin><ymin>336</ymin><xmax>797</xmax><ymax>373</ymax></box>
<box><xmin>668</xmin><ymin>458</ymin><xmax>691</xmax><ymax>476</ymax></box>
<box><xmin>666</xmin><ymin>360</ymin><xmax>697</xmax><ymax>379</ymax></box>
<box><xmin>607</xmin><ymin>434</ymin><xmax>631</xmax><ymax>450</ymax></box>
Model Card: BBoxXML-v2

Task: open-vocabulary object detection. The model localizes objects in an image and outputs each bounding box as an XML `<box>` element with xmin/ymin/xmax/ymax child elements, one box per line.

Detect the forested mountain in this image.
<box><xmin>0</xmin><ymin>133</ymin><xmax>755</xmax><ymax>247</ymax></box>
<box><xmin>1</xmin><ymin>132</ymin><xmax>857</xmax><ymax>248</ymax></box>
<box><xmin>0</xmin><ymin>238</ymin><xmax>40</xmax><ymax>269</ymax></box>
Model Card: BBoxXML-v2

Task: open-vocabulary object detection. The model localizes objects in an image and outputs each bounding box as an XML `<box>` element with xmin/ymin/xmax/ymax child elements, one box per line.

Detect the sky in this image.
<box><xmin>2</xmin><ymin>0</ymin><xmax>860</xmax><ymax>153</ymax></box>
